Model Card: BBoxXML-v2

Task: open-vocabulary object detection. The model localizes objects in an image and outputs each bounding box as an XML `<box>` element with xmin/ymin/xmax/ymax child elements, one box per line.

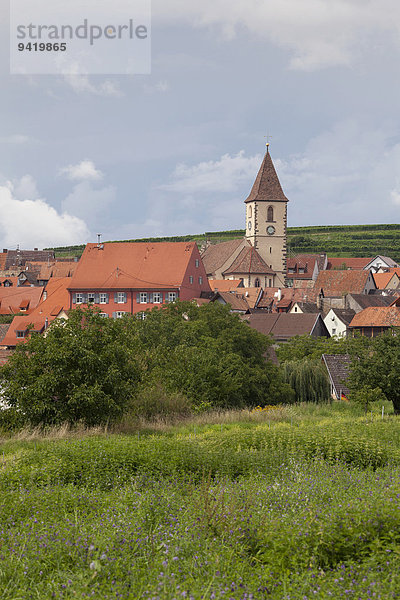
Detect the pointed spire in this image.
<box><xmin>245</xmin><ymin>150</ymin><xmax>288</xmax><ymax>203</ymax></box>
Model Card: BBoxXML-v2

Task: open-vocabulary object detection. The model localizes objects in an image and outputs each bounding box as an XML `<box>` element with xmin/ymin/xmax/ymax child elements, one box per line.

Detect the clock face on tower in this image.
<box><xmin>267</xmin><ymin>225</ymin><xmax>276</xmax><ymax>235</ymax></box>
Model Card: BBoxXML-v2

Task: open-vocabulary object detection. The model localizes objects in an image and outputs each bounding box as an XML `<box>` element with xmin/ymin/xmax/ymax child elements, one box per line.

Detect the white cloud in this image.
<box><xmin>0</xmin><ymin>184</ymin><xmax>90</xmax><ymax>249</ymax></box>
<box><xmin>62</xmin><ymin>181</ymin><xmax>116</xmax><ymax>225</ymax></box>
<box><xmin>159</xmin><ymin>151</ymin><xmax>262</xmax><ymax>194</ymax></box>
<box><xmin>277</xmin><ymin>119</ymin><xmax>400</xmax><ymax>224</ymax></box>
<box><xmin>60</xmin><ymin>160</ymin><xmax>103</xmax><ymax>182</ymax></box>
<box><xmin>0</xmin><ymin>135</ymin><xmax>30</xmax><ymax>145</ymax></box>
<box><xmin>63</xmin><ymin>74</ymin><xmax>123</xmax><ymax>97</ymax></box>
<box><xmin>155</xmin><ymin>0</ymin><xmax>400</xmax><ymax>70</ymax></box>
<box><xmin>12</xmin><ymin>175</ymin><xmax>39</xmax><ymax>201</ymax></box>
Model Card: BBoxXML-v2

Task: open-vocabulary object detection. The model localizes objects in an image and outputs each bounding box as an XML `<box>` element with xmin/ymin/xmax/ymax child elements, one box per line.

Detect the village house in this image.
<box><xmin>326</xmin><ymin>257</ymin><xmax>373</xmax><ymax>270</ymax></box>
<box><xmin>344</xmin><ymin>292</ymin><xmax>395</xmax><ymax>313</ymax></box>
<box><xmin>67</xmin><ymin>241</ymin><xmax>211</xmax><ymax>318</ymax></box>
<box><xmin>322</xmin><ymin>354</ymin><xmax>351</xmax><ymax>400</ymax></box>
<box><xmin>286</xmin><ymin>253</ymin><xmax>327</xmax><ymax>287</ymax></box>
<box><xmin>349</xmin><ymin>306</ymin><xmax>400</xmax><ymax>337</ymax></box>
<box><xmin>364</xmin><ymin>256</ymin><xmax>399</xmax><ymax>273</ymax></box>
<box><xmin>323</xmin><ymin>308</ymin><xmax>356</xmax><ymax>338</ymax></box>
<box><xmin>372</xmin><ymin>271</ymin><xmax>400</xmax><ymax>290</ymax></box>
<box><xmin>0</xmin><ymin>286</ymin><xmax>43</xmax><ymax>316</ymax></box>
<box><xmin>1</xmin><ymin>278</ymin><xmax>71</xmax><ymax>348</ymax></box>
<box><xmin>247</xmin><ymin>312</ymin><xmax>330</xmax><ymax>343</ymax></box>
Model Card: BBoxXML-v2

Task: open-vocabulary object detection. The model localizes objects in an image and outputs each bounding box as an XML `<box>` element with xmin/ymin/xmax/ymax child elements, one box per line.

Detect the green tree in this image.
<box><xmin>282</xmin><ymin>359</ymin><xmax>331</xmax><ymax>404</ymax></box>
<box><xmin>349</xmin><ymin>331</ymin><xmax>400</xmax><ymax>414</ymax></box>
<box><xmin>276</xmin><ymin>334</ymin><xmax>370</xmax><ymax>363</ymax></box>
<box><xmin>128</xmin><ymin>301</ymin><xmax>293</xmax><ymax>409</ymax></box>
<box><xmin>0</xmin><ymin>308</ymin><xmax>141</xmax><ymax>427</ymax></box>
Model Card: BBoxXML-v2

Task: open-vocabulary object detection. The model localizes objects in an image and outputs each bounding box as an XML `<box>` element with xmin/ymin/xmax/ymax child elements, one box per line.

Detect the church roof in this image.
<box><xmin>245</xmin><ymin>150</ymin><xmax>288</xmax><ymax>204</ymax></box>
<box><xmin>201</xmin><ymin>239</ymin><xmax>244</xmax><ymax>276</ymax></box>
<box><xmin>223</xmin><ymin>246</ymin><xmax>276</xmax><ymax>276</ymax></box>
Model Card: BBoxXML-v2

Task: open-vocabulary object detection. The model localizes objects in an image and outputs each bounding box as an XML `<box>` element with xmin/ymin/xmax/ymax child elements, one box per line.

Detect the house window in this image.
<box><xmin>137</xmin><ymin>312</ymin><xmax>147</xmax><ymax>321</ymax></box>
<box><xmin>153</xmin><ymin>292</ymin><xmax>161</xmax><ymax>304</ymax></box>
<box><xmin>255</xmin><ymin>278</ymin><xmax>260</xmax><ymax>288</ymax></box>
<box><xmin>287</xmin><ymin>279</ymin><xmax>294</xmax><ymax>288</ymax></box>
<box><xmin>87</xmin><ymin>293</ymin><xmax>95</xmax><ymax>303</ymax></box>
<box><xmin>140</xmin><ymin>292</ymin><xmax>148</xmax><ymax>304</ymax></box>
<box><xmin>99</xmin><ymin>313</ymin><xmax>108</xmax><ymax>318</ymax></box>
<box><xmin>288</xmin><ymin>268</ymin><xmax>295</xmax><ymax>274</ymax></box>
<box><xmin>168</xmin><ymin>292</ymin><xmax>177</xmax><ymax>302</ymax></box>
<box><xmin>117</xmin><ymin>292</ymin><xmax>127</xmax><ymax>304</ymax></box>
<box><xmin>267</xmin><ymin>206</ymin><xmax>274</xmax><ymax>222</ymax></box>
<box><xmin>268</xmin><ymin>279</ymin><xmax>273</xmax><ymax>287</ymax></box>
<box><xmin>76</xmin><ymin>293</ymin><xmax>83</xmax><ymax>304</ymax></box>
<box><xmin>16</xmin><ymin>331</ymin><xmax>25</xmax><ymax>338</ymax></box>
<box><xmin>115</xmin><ymin>311</ymin><xmax>126</xmax><ymax>319</ymax></box>
<box><xmin>100</xmin><ymin>293</ymin><xmax>108</xmax><ymax>304</ymax></box>
<box><xmin>198</xmin><ymin>276</ymin><xmax>203</xmax><ymax>285</ymax></box>
<box><xmin>298</xmin><ymin>268</ymin><xmax>305</xmax><ymax>274</ymax></box>
<box><xmin>195</xmin><ymin>259</ymin><xmax>199</xmax><ymax>268</ymax></box>
<box><xmin>189</xmin><ymin>276</ymin><xmax>193</xmax><ymax>284</ymax></box>
<box><xmin>332</xmin><ymin>328</ymin><xmax>336</xmax><ymax>335</ymax></box>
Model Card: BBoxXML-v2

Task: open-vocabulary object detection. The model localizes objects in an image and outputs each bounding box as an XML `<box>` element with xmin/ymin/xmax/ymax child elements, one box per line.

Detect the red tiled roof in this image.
<box><xmin>245</xmin><ymin>151</ymin><xmax>288</xmax><ymax>203</ymax></box>
<box><xmin>201</xmin><ymin>239</ymin><xmax>244</xmax><ymax>276</ymax></box>
<box><xmin>1</xmin><ymin>278</ymin><xmax>71</xmax><ymax>347</ymax></box>
<box><xmin>287</xmin><ymin>254</ymin><xmax>327</xmax><ymax>279</ymax></box>
<box><xmin>0</xmin><ymin>287</ymin><xmax>43</xmax><ymax>315</ymax></box>
<box><xmin>327</xmin><ymin>257</ymin><xmax>372</xmax><ymax>270</ymax></box>
<box><xmin>0</xmin><ymin>253</ymin><xmax>7</xmax><ymax>271</ymax></box>
<box><xmin>315</xmin><ymin>270</ymin><xmax>372</xmax><ymax>297</ymax></box>
<box><xmin>373</xmin><ymin>272</ymin><xmax>399</xmax><ymax>289</ymax></box>
<box><xmin>69</xmin><ymin>242</ymin><xmax>205</xmax><ymax>291</ymax></box>
<box><xmin>208</xmin><ymin>279</ymin><xmax>243</xmax><ymax>292</ymax></box>
<box><xmin>350</xmin><ymin>306</ymin><xmax>400</xmax><ymax>328</ymax></box>
<box><xmin>223</xmin><ymin>246</ymin><xmax>275</xmax><ymax>276</ymax></box>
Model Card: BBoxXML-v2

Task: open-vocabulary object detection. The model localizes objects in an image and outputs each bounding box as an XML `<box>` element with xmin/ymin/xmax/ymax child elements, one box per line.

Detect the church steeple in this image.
<box><xmin>245</xmin><ymin>149</ymin><xmax>288</xmax><ymax>204</ymax></box>
<box><xmin>244</xmin><ymin>146</ymin><xmax>288</xmax><ymax>287</ymax></box>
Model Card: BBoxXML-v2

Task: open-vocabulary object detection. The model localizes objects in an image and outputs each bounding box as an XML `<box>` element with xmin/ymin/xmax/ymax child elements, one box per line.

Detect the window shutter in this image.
<box><xmin>123</xmin><ymin>292</ymin><xmax>127</xmax><ymax>303</ymax></box>
<box><xmin>149</xmin><ymin>293</ymin><xmax>153</xmax><ymax>303</ymax></box>
<box><xmin>114</xmin><ymin>292</ymin><xmax>118</xmax><ymax>303</ymax></box>
<box><xmin>165</xmin><ymin>294</ymin><xmax>169</xmax><ymax>304</ymax></box>
<box><xmin>72</xmin><ymin>293</ymin><xmax>76</xmax><ymax>304</ymax></box>
<box><xmin>95</xmin><ymin>293</ymin><xmax>100</xmax><ymax>304</ymax></box>
<box><xmin>136</xmin><ymin>293</ymin><xmax>140</xmax><ymax>303</ymax></box>
<box><xmin>106</xmin><ymin>294</ymin><xmax>109</xmax><ymax>304</ymax></box>
<box><xmin>112</xmin><ymin>312</ymin><xmax>117</xmax><ymax>319</ymax></box>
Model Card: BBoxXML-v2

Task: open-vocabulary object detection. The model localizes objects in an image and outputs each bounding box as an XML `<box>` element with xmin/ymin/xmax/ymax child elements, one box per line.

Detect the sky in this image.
<box><xmin>1</xmin><ymin>0</ymin><xmax>400</xmax><ymax>250</ymax></box>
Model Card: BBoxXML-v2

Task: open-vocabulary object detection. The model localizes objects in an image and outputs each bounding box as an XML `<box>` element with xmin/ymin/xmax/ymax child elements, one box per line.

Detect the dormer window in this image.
<box><xmin>16</xmin><ymin>331</ymin><xmax>25</xmax><ymax>338</ymax></box>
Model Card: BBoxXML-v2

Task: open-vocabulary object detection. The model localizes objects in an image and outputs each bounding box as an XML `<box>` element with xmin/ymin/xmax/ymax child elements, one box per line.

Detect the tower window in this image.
<box><xmin>249</xmin><ymin>206</ymin><xmax>252</xmax><ymax>218</ymax></box>
<box><xmin>270</xmin><ymin>247</ymin><xmax>272</xmax><ymax>254</ymax></box>
<box><xmin>248</xmin><ymin>221</ymin><xmax>252</xmax><ymax>230</ymax></box>
<box><xmin>267</xmin><ymin>206</ymin><xmax>274</xmax><ymax>222</ymax></box>
<box><xmin>255</xmin><ymin>278</ymin><xmax>260</xmax><ymax>288</ymax></box>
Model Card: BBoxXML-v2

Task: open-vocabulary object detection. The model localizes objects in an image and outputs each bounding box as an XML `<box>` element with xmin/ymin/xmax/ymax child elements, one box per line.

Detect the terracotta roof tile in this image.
<box><xmin>315</xmin><ymin>270</ymin><xmax>372</xmax><ymax>297</ymax></box>
<box><xmin>350</xmin><ymin>306</ymin><xmax>400</xmax><ymax>327</ymax></box>
<box><xmin>214</xmin><ymin>292</ymin><xmax>250</xmax><ymax>312</ymax></box>
<box><xmin>373</xmin><ymin>272</ymin><xmax>399</xmax><ymax>289</ymax></box>
<box><xmin>245</xmin><ymin>151</ymin><xmax>288</xmax><ymax>203</ymax></box>
<box><xmin>327</xmin><ymin>257</ymin><xmax>372</xmax><ymax>270</ymax></box>
<box><xmin>0</xmin><ymin>287</ymin><xmax>43</xmax><ymax>315</ymax></box>
<box><xmin>208</xmin><ymin>279</ymin><xmax>243</xmax><ymax>292</ymax></box>
<box><xmin>69</xmin><ymin>242</ymin><xmax>207</xmax><ymax>291</ymax></box>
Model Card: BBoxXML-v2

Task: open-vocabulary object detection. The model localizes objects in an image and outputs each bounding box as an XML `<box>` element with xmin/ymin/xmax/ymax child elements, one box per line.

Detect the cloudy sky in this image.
<box><xmin>1</xmin><ymin>0</ymin><xmax>400</xmax><ymax>250</ymax></box>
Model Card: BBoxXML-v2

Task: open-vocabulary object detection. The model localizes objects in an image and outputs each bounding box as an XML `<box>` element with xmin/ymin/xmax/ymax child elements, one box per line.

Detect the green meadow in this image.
<box><xmin>1</xmin><ymin>402</ymin><xmax>400</xmax><ymax>599</ymax></box>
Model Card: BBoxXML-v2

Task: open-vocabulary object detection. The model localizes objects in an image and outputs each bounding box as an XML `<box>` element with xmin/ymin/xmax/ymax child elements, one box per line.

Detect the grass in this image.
<box><xmin>1</xmin><ymin>402</ymin><xmax>400</xmax><ymax>599</ymax></box>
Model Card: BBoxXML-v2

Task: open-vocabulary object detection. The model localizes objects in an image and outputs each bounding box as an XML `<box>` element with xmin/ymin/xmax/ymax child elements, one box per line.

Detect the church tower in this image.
<box><xmin>245</xmin><ymin>146</ymin><xmax>288</xmax><ymax>287</ymax></box>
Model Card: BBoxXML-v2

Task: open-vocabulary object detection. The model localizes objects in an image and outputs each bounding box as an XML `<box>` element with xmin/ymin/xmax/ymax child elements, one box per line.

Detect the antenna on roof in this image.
<box><xmin>97</xmin><ymin>233</ymin><xmax>104</xmax><ymax>250</ymax></box>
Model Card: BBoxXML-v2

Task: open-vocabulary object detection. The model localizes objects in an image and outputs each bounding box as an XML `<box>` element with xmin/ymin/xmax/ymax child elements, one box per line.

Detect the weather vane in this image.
<box><xmin>264</xmin><ymin>132</ymin><xmax>273</xmax><ymax>150</ymax></box>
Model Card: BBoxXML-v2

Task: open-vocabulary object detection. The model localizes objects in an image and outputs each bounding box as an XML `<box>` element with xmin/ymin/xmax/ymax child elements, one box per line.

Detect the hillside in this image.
<box><xmin>48</xmin><ymin>223</ymin><xmax>400</xmax><ymax>262</ymax></box>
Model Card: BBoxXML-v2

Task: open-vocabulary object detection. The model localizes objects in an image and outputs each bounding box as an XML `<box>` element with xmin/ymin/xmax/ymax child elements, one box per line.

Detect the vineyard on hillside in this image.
<box><xmin>48</xmin><ymin>223</ymin><xmax>400</xmax><ymax>262</ymax></box>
